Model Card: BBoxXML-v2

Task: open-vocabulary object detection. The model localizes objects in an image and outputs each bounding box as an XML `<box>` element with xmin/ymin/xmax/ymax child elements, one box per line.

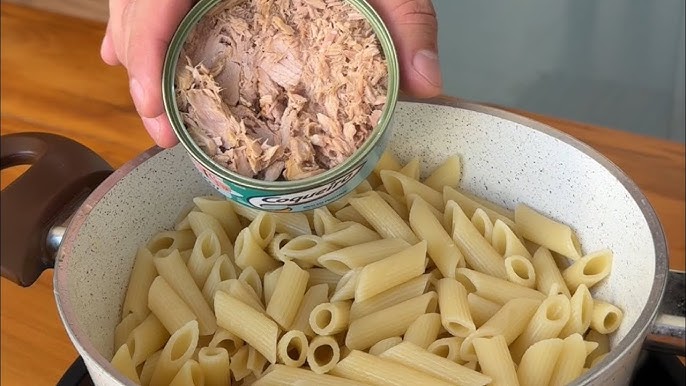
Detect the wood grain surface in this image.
<box><xmin>0</xmin><ymin>4</ymin><xmax>684</xmax><ymax>386</ymax></box>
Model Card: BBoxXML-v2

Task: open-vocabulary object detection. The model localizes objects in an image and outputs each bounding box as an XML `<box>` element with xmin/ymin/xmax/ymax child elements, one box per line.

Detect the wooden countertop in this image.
<box><xmin>1</xmin><ymin>4</ymin><xmax>684</xmax><ymax>385</ymax></box>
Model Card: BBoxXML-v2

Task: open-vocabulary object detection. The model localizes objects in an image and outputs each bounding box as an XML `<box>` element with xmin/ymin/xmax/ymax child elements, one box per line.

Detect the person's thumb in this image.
<box><xmin>368</xmin><ymin>0</ymin><xmax>442</xmax><ymax>98</ymax></box>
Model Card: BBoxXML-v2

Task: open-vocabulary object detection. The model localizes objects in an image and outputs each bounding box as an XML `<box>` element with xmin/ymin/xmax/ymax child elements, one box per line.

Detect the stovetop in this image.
<box><xmin>57</xmin><ymin>350</ymin><xmax>685</xmax><ymax>386</ymax></box>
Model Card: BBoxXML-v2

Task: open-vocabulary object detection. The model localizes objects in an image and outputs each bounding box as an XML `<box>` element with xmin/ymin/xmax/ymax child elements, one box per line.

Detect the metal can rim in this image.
<box><xmin>162</xmin><ymin>0</ymin><xmax>400</xmax><ymax>192</ymax></box>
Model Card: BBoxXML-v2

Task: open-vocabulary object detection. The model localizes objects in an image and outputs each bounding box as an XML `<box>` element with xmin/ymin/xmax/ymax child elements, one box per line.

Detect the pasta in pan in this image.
<box><xmin>112</xmin><ymin>151</ymin><xmax>621</xmax><ymax>386</ymax></box>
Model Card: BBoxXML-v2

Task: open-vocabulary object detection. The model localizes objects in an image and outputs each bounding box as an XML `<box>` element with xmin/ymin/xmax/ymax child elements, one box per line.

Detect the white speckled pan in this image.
<box><xmin>54</xmin><ymin>101</ymin><xmax>672</xmax><ymax>385</ymax></box>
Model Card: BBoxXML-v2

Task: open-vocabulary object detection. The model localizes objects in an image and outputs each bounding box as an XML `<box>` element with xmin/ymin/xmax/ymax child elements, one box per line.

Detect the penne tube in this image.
<box><xmin>110</xmin><ymin>344</ymin><xmax>141</xmax><ymax>384</ymax></box>
<box><xmin>215</xmin><ymin>292</ymin><xmax>280</xmax><ymax>363</ymax></box>
<box><xmin>263</xmin><ymin>266</ymin><xmax>284</xmax><ymax>305</ymax></box>
<box><xmin>376</xmin><ymin>191</ymin><xmax>409</xmax><ymax>220</ymax></box>
<box><xmin>187</xmin><ymin>230</ymin><xmax>222</xmax><ymax>288</ymax></box>
<box><xmin>148</xmin><ymin>276</ymin><xmax>197</xmax><ymax>334</ymax></box>
<box><xmin>216</xmin><ymin>279</ymin><xmax>266</xmax><ymax>314</ymax></box>
<box><xmin>584</xmin><ymin>329</ymin><xmax>610</xmax><ymax>367</ymax></box>
<box><xmin>456</xmin><ymin>268</ymin><xmax>545</xmax><ymax>305</ymax></box>
<box><xmin>267</xmin><ymin>233</ymin><xmax>293</xmax><ymax>258</ymax></box>
<box><xmin>149</xmin><ymin>320</ymin><xmax>199</xmax><ymax>386</ymax></box>
<box><xmin>307</xmin><ymin>335</ymin><xmax>341</xmax><ymax>374</ymax></box>
<box><xmin>322</xmin><ymin>221</ymin><xmax>381</xmax><ymax>247</ymax></box>
<box><xmin>253</xmin><ymin>364</ymin><xmax>367</xmax><ymax>386</ymax></box>
<box><xmin>406</xmin><ymin>193</ymin><xmax>443</xmax><ymax>224</ymax></box>
<box><xmin>267</xmin><ymin>261</ymin><xmax>310</xmax><ymax>329</ymax></box>
<box><xmin>169</xmin><ymin>359</ymin><xmax>204</xmax><ymax>386</ymax></box>
<box><xmin>409</xmin><ymin>198</ymin><xmax>464</xmax><ymax>279</ymax></box>
<box><xmin>366</xmin><ymin>171</ymin><xmax>383</xmax><ymax>190</ymax></box>
<box><xmin>334</xmin><ymin>206</ymin><xmax>373</xmax><ymax>229</ymax></box>
<box><xmin>121</xmin><ymin>247</ymin><xmax>157</xmax><ymax>319</ymax></box>
<box><xmin>517</xmin><ymin>338</ymin><xmax>564</xmax><ymax>386</ymax></box>
<box><xmin>515</xmin><ymin>204</ymin><xmax>582</xmax><ymax>260</ymax></box>
<box><xmin>590</xmin><ymin>300</ymin><xmax>624</xmax><ymax>334</ymax></box>
<box><xmin>532</xmin><ymin>247</ymin><xmax>571</xmax><ymax>297</ymax></box>
<box><xmin>174</xmin><ymin>202</ymin><xmax>198</xmax><ymax>231</ymax></box>
<box><xmin>208</xmin><ymin>328</ymin><xmax>244</xmax><ymax>356</ymax></box>
<box><xmin>426</xmin><ymin>337</ymin><xmax>464</xmax><ymax>363</ymax></box>
<box><xmin>467</xmin><ymin>293</ymin><xmax>501</xmax><ymax>328</ymax></box>
<box><xmin>549</xmin><ymin>333</ymin><xmax>587</xmax><ymax>386</ymax></box>
<box><xmin>188</xmin><ymin>211</ymin><xmax>233</xmax><ymax>258</ymax></box>
<box><xmin>193</xmin><ymin>196</ymin><xmax>242</xmax><ymax>242</ymax></box>
<box><xmin>248</xmin><ymin>212</ymin><xmax>277</xmax><ymax>248</ymax></box>
<box><xmin>290</xmin><ymin>283</ymin><xmax>330</xmax><ymax>336</ymax></box>
<box><xmin>471</xmin><ymin>208</ymin><xmax>494</xmax><ymax>243</ymax></box>
<box><xmin>374</xmin><ymin>150</ymin><xmax>402</xmax><ymax>175</ymax></box>
<box><xmin>380</xmin><ymin>170</ymin><xmax>443</xmax><ymax>210</ymax></box>
<box><xmin>313</xmin><ymin>207</ymin><xmax>342</xmax><ymax>236</ymax></box>
<box><xmin>349</xmin><ymin>274</ymin><xmax>431</xmax><ymax>320</ymax></box>
<box><xmin>443</xmin><ymin>187</ymin><xmax>516</xmax><ymax>230</ymax></box>
<box><xmin>247</xmin><ymin>346</ymin><xmax>270</xmax><ymax>378</ymax></box>
<box><xmin>233</xmin><ymin>205</ymin><xmax>312</xmax><ymax>236</ymax></box>
<box><xmin>399</xmin><ymin>157</ymin><xmax>421</xmax><ymax>180</ymax></box>
<box><xmin>139</xmin><ymin>350</ymin><xmax>161</xmax><ymax>386</ymax></box>
<box><xmin>153</xmin><ymin>250</ymin><xmax>217</xmax><ymax>335</ymax></box>
<box><xmin>355</xmin><ymin>241</ymin><xmax>427</xmax><ymax>302</ymax></box>
<box><xmin>560</xmin><ymin>284</ymin><xmax>593</xmax><ymax>337</ymax></box>
<box><xmin>504</xmin><ymin>255</ymin><xmax>536</xmax><ymax>288</ymax></box>
<box><xmin>277</xmin><ymin>330</ymin><xmax>309</xmax><ymax>367</ymax></box>
<box><xmin>202</xmin><ymin>254</ymin><xmax>238</xmax><ymax>304</ymax></box>
<box><xmin>422</xmin><ymin>155</ymin><xmax>461</xmax><ymax>192</ymax></box>
<box><xmin>492</xmin><ymin>219</ymin><xmax>531</xmax><ymax>259</ymax></box>
<box><xmin>368</xmin><ymin>336</ymin><xmax>403</xmax><ymax>356</ymax></box>
<box><xmin>126</xmin><ymin>313</ymin><xmax>170</xmax><ymax>366</ymax></box>
<box><xmin>450</xmin><ymin>203</ymin><xmax>508</xmax><ymax>279</ymax></box>
<box><xmin>330</xmin><ymin>268</ymin><xmax>361</xmax><ymax>302</ymax></box>
<box><xmin>234</xmin><ymin>228</ymin><xmax>281</xmax><ymax>276</ymax></box>
<box><xmin>310</xmin><ymin>301</ymin><xmax>352</xmax><ymax>336</ymax></box>
<box><xmin>198</xmin><ymin>347</ymin><xmax>230</xmax><ymax>386</ymax></box>
<box><xmin>436</xmin><ymin>278</ymin><xmax>475</xmax><ymax>337</ymax></box>
<box><xmin>317</xmin><ymin>238</ymin><xmax>410</xmax><ymax>275</ymax></box>
<box><xmin>307</xmin><ymin>268</ymin><xmax>342</xmax><ymax>294</ymax></box>
<box><xmin>147</xmin><ymin>230</ymin><xmax>196</xmax><ymax>255</ymax></box>
<box><xmin>381</xmin><ymin>341</ymin><xmax>491</xmax><ymax>386</ymax></box>
<box><xmin>403</xmin><ymin>313</ymin><xmax>441</xmax><ymax>349</ymax></box>
<box><xmin>563</xmin><ymin>249</ymin><xmax>613</xmax><ymax>292</ymax></box>
<box><xmin>473</xmin><ymin>335</ymin><xmax>519</xmax><ymax>386</ymax></box>
<box><xmin>230</xmin><ymin>345</ymin><xmax>252</xmax><ymax>382</ymax></box>
<box><xmin>330</xmin><ymin>350</ymin><xmax>453</xmax><ymax>386</ymax></box>
<box><xmin>349</xmin><ymin>191</ymin><xmax>419</xmax><ymax>244</ymax></box>
<box><xmin>345</xmin><ymin>292</ymin><xmax>438</xmax><ymax>350</ymax></box>
<box><xmin>239</xmin><ymin>266</ymin><xmax>264</xmax><ymax>300</ymax></box>
<box><xmin>114</xmin><ymin>313</ymin><xmax>141</xmax><ymax>351</ymax></box>
<box><xmin>277</xmin><ymin>235</ymin><xmax>339</xmax><ymax>268</ymax></box>
<box><xmin>510</xmin><ymin>294</ymin><xmax>571</xmax><ymax>363</ymax></box>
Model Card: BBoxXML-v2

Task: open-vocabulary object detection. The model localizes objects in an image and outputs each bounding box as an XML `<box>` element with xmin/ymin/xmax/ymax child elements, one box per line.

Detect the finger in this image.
<box><xmin>367</xmin><ymin>0</ymin><xmax>442</xmax><ymax>98</ymax></box>
<box><xmin>108</xmin><ymin>0</ymin><xmax>131</xmax><ymax>64</ymax></box>
<box><xmin>100</xmin><ymin>20</ymin><xmax>120</xmax><ymax>66</ymax></box>
<box><xmin>142</xmin><ymin>113</ymin><xmax>179</xmax><ymax>148</ymax></box>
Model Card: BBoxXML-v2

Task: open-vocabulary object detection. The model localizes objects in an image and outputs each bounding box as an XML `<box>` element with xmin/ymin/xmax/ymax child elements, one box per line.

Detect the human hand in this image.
<box><xmin>101</xmin><ymin>0</ymin><xmax>442</xmax><ymax>148</ymax></box>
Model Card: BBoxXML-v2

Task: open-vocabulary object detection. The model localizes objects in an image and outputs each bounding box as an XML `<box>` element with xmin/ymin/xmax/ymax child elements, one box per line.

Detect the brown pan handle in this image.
<box><xmin>1</xmin><ymin>132</ymin><xmax>113</xmax><ymax>287</ymax></box>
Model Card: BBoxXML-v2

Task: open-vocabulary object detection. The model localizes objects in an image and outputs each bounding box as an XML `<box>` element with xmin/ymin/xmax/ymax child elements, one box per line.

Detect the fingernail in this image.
<box><xmin>413</xmin><ymin>50</ymin><xmax>443</xmax><ymax>87</ymax></box>
<box><xmin>129</xmin><ymin>78</ymin><xmax>145</xmax><ymax>112</ymax></box>
<box><xmin>142</xmin><ymin>116</ymin><xmax>160</xmax><ymax>144</ymax></box>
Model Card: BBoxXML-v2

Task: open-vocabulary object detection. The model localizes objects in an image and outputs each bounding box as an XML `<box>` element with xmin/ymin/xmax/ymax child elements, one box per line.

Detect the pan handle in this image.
<box><xmin>1</xmin><ymin>132</ymin><xmax>113</xmax><ymax>287</ymax></box>
<box><xmin>645</xmin><ymin>270</ymin><xmax>686</xmax><ymax>356</ymax></box>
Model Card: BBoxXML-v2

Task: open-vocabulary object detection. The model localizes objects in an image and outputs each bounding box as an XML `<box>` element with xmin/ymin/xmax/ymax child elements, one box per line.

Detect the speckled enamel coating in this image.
<box><xmin>54</xmin><ymin>101</ymin><xmax>666</xmax><ymax>386</ymax></box>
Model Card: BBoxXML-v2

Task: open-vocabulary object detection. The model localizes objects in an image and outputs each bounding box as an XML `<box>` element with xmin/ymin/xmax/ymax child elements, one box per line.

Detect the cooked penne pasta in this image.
<box><xmin>349</xmin><ymin>274</ymin><xmax>431</xmax><ymax>320</ymax></box>
<box><xmin>248</xmin><ymin>212</ymin><xmax>277</xmax><ymax>248</ymax></box>
<box><xmin>467</xmin><ymin>293</ymin><xmax>501</xmax><ymax>328</ymax></box>
<box><xmin>399</xmin><ymin>157</ymin><xmax>421</xmax><ymax>180</ymax></box>
<box><xmin>148</xmin><ymin>276</ymin><xmax>197</xmax><ymax>334</ymax></box>
<box><xmin>313</xmin><ymin>207</ymin><xmax>341</xmax><ymax>236</ymax></box>
<box><xmin>355</xmin><ymin>241</ymin><xmax>427</xmax><ymax>302</ymax></box>
<box><xmin>349</xmin><ymin>191</ymin><xmax>419</xmax><ymax>244</ymax></box>
<box><xmin>202</xmin><ymin>254</ymin><xmax>238</xmax><ymax>304</ymax></box>
<box><xmin>334</xmin><ymin>206</ymin><xmax>373</xmax><ymax>229</ymax></box>
<box><xmin>427</xmin><ymin>337</ymin><xmax>464</xmax><ymax>363</ymax></box>
<box><xmin>277</xmin><ymin>330</ymin><xmax>309</xmax><ymax>367</ymax></box>
<box><xmin>437</xmin><ymin>278</ymin><xmax>475</xmax><ymax>337</ymax></box>
<box><xmin>290</xmin><ymin>284</ymin><xmax>330</xmax><ymax>336</ymax></box>
<box><xmin>515</xmin><ymin>204</ymin><xmax>582</xmax><ymax>260</ymax></box>
<box><xmin>563</xmin><ymin>249</ymin><xmax>613</xmax><ymax>291</ymax></box>
<box><xmin>208</xmin><ymin>328</ymin><xmax>244</xmax><ymax>356</ymax></box>
<box><xmin>233</xmin><ymin>205</ymin><xmax>312</xmax><ymax>236</ymax></box>
<box><xmin>504</xmin><ymin>255</ymin><xmax>536</xmax><ymax>288</ymax></box>
<box><xmin>193</xmin><ymin>196</ymin><xmax>243</xmax><ymax>242</ymax></box>
<box><xmin>376</xmin><ymin>191</ymin><xmax>409</xmax><ymax>220</ymax></box>
<box><xmin>456</xmin><ymin>268</ymin><xmax>545</xmax><ymax>305</ymax></box>
<box><xmin>374</xmin><ymin>150</ymin><xmax>402</xmax><ymax>174</ymax></box>
<box><xmin>406</xmin><ymin>193</ymin><xmax>443</xmax><ymax>224</ymax></box>
<box><xmin>584</xmin><ymin>329</ymin><xmax>610</xmax><ymax>367</ymax></box>
<box><xmin>444</xmin><ymin>187</ymin><xmax>516</xmax><ymax>230</ymax></box>
<box><xmin>345</xmin><ymin>291</ymin><xmax>438</xmax><ymax>350</ymax></box>
<box><xmin>307</xmin><ymin>335</ymin><xmax>341</xmax><ymax>374</ymax></box>
<box><xmin>409</xmin><ymin>198</ymin><xmax>463</xmax><ymax>279</ymax></box>
<box><xmin>590</xmin><ymin>300</ymin><xmax>624</xmax><ymax>334</ymax></box>
<box><xmin>216</xmin><ymin>279</ymin><xmax>266</xmax><ymax>314</ymax></box>
<box><xmin>263</xmin><ymin>266</ymin><xmax>283</xmax><ymax>305</ymax></box>
<box><xmin>126</xmin><ymin>311</ymin><xmax>170</xmax><ymax>366</ymax></box>
<box><xmin>266</xmin><ymin>261</ymin><xmax>310</xmax><ymax>329</ymax></box>
<box><xmin>230</xmin><ymin>345</ymin><xmax>252</xmax><ymax>382</ymax></box>
<box><xmin>403</xmin><ymin>313</ymin><xmax>441</xmax><ymax>349</ymax></box>
<box><xmin>121</xmin><ymin>247</ymin><xmax>157</xmax><ymax>319</ymax></box>
<box><xmin>330</xmin><ymin>269</ymin><xmax>360</xmax><ymax>302</ymax></box>
<box><xmin>560</xmin><ymin>284</ymin><xmax>593</xmax><ymax>337</ymax></box>
<box><xmin>277</xmin><ymin>235</ymin><xmax>339</xmax><ymax>268</ymax></box>
<box><xmin>149</xmin><ymin>320</ymin><xmax>199</xmax><ymax>386</ymax></box>
<box><xmin>449</xmin><ymin>203</ymin><xmax>508</xmax><ymax>279</ymax></box>
<box><xmin>380</xmin><ymin>170</ymin><xmax>443</xmax><ymax>210</ymax></box>
<box><xmin>471</xmin><ymin>208</ymin><xmax>494</xmax><ymax>243</ymax></box>
<box><xmin>309</xmin><ymin>301</ymin><xmax>352</xmax><ymax>336</ymax></box>
<box><xmin>317</xmin><ymin>238</ymin><xmax>409</xmax><ymax>275</ymax></box>
<box><xmin>423</xmin><ymin>155</ymin><xmax>461</xmax><ymax>192</ymax></box>
<box><xmin>114</xmin><ymin>313</ymin><xmax>141</xmax><ymax>351</ymax></box>
<box><xmin>174</xmin><ymin>202</ymin><xmax>198</xmax><ymax>231</ymax></box>
<box><xmin>473</xmin><ymin>335</ymin><xmax>519</xmax><ymax>386</ymax></box>
<box><xmin>491</xmin><ymin>219</ymin><xmax>531</xmax><ymax>259</ymax></box>
<box><xmin>368</xmin><ymin>336</ymin><xmax>403</xmax><ymax>356</ymax></box>
<box><xmin>381</xmin><ymin>341</ymin><xmax>491</xmax><ymax>386</ymax></box>
<box><xmin>188</xmin><ymin>230</ymin><xmax>222</xmax><ymax>287</ymax></box>
<box><xmin>510</xmin><ymin>294</ymin><xmax>571</xmax><ymax>363</ymax></box>
<box><xmin>322</xmin><ymin>221</ymin><xmax>381</xmax><ymax>247</ymax></box>
<box><xmin>110</xmin><ymin>344</ymin><xmax>141</xmax><ymax>384</ymax></box>
<box><xmin>248</xmin><ymin>346</ymin><xmax>270</xmax><ymax>378</ymax></box>
<box><xmin>267</xmin><ymin>233</ymin><xmax>293</xmax><ymax>258</ymax></box>
<box><xmin>188</xmin><ymin>211</ymin><xmax>233</xmax><ymax>258</ymax></box>
<box><xmin>549</xmin><ymin>333</ymin><xmax>587</xmax><ymax>386</ymax></box>
<box><xmin>517</xmin><ymin>338</ymin><xmax>564</xmax><ymax>386</ymax></box>
<box><xmin>254</xmin><ymin>364</ymin><xmax>366</xmax><ymax>386</ymax></box>
<box><xmin>139</xmin><ymin>350</ymin><xmax>162</xmax><ymax>386</ymax></box>
<box><xmin>153</xmin><ymin>250</ymin><xmax>217</xmax><ymax>335</ymax></box>
<box><xmin>234</xmin><ymin>228</ymin><xmax>281</xmax><ymax>276</ymax></box>
<box><xmin>330</xmin><ymin>350</ymin><xmax>453</xmax><ymax>386</ymax></box>
<box><xmin>532</xmin><ymin>247</ymin><xmax>571</xmax><ymax>297</ymax></box>
<box><xmin>169</xmin><ymin>359</ymin><xmax>204</xmax><ymax>386</ymax></box>
<box><xmin>147</xmin><ymin>230</ymin><xmax>196</xmax><ymax>255</ymax></box>
<box><xmin>239</xmin><ymin>266</ymin><xmax>264</xmax><ymax>300</ymax></box>
<box><xmin>307</xmin><ymin>268</ymin><xmax>343</xmax><ymax>294</ymax></box>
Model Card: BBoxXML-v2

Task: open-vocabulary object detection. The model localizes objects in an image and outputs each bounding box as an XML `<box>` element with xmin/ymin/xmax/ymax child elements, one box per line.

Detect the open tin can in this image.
<box><xmin>162</xmin><ymin>0</ymin><xmax>400</xmax><ymax>212</ymax></box>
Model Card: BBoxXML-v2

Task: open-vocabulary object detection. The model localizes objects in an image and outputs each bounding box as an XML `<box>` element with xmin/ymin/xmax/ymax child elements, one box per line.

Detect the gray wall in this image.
<box><xmin>434</xmin><ymin>0</ymin><xmax>685</xmax><ymax>142</ymax></box>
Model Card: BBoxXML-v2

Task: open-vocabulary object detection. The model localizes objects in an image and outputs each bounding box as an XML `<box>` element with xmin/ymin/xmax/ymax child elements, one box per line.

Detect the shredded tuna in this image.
<box><xmin>176</xmin><ymin>0</ymin><xmax>387</xmax><ymax>180</ymax></box>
